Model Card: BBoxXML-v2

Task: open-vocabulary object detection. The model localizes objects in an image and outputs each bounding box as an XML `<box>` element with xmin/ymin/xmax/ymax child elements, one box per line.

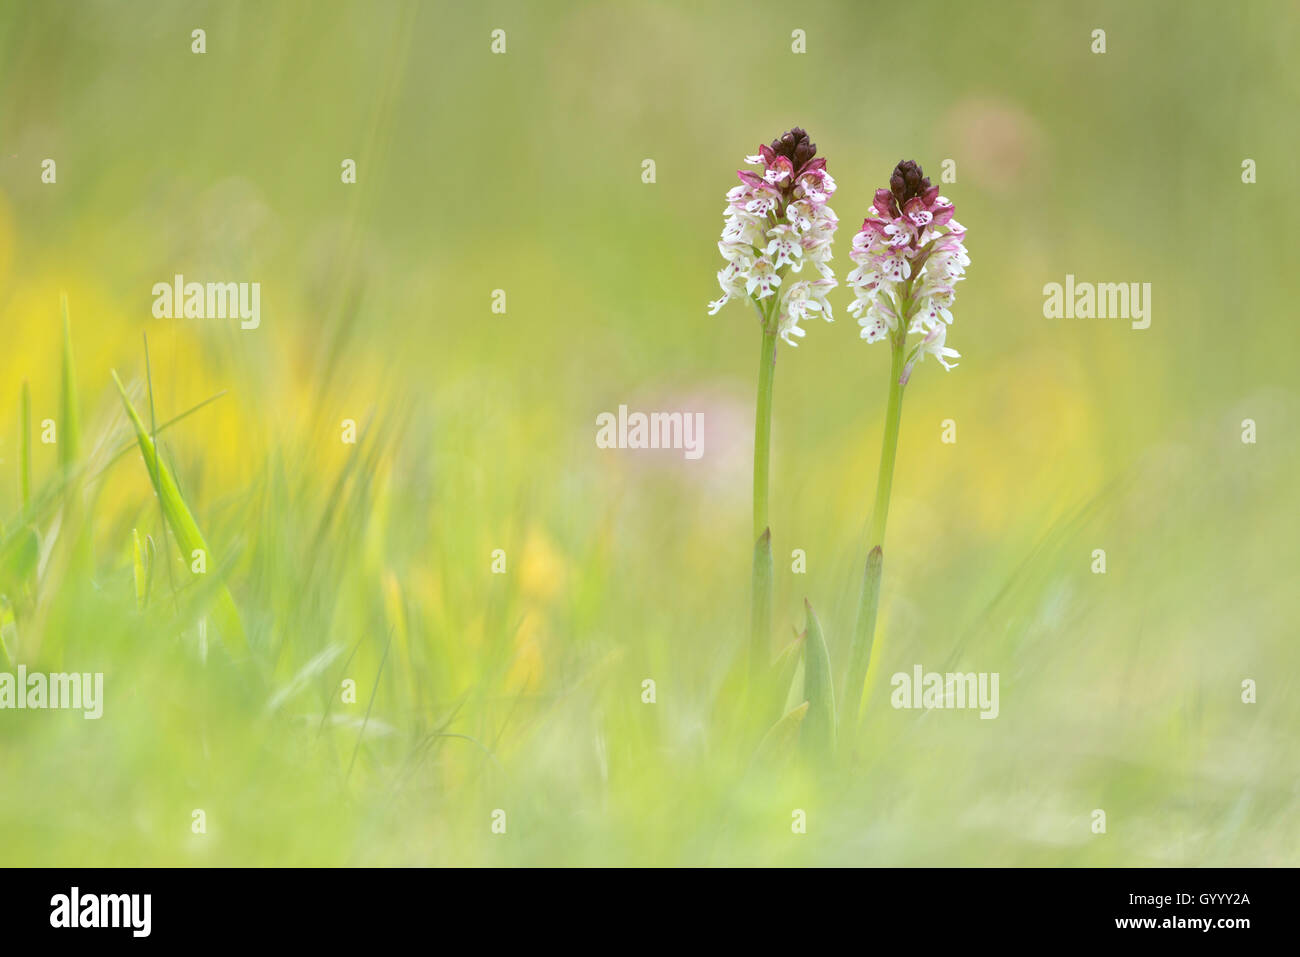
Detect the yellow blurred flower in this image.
<box><xmin>518</xmin><ymin>526</ymin><xmax>566</xmax><ymax>603</ymax></box>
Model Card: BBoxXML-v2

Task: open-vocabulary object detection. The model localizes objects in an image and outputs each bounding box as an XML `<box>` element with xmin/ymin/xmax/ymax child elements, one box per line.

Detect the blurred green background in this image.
<box><xmin>1</xmin><ymin>0</ymin><xmax>1296</xmax><ymax>865</ymax></box>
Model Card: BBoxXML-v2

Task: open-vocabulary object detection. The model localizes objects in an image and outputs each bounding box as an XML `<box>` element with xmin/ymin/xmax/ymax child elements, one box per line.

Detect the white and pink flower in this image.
<box><xmin>848</xmin><ymin>160</ymin><xmax>970</xmax><ymax>377</ymax></box>
<box><xmin>900</xmin><ymin>323</ymin><xmax>961</xmax><ymax>384</ymax></box>
<box><xmin>708</xmin><ymin>128</ymin><xmax>839</xmax><ymax>346</ymax></box>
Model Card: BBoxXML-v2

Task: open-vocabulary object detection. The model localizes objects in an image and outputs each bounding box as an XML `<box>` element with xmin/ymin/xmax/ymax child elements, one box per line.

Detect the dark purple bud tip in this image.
<box><xmin>770</xmin><ymin>127</ymin><xmax>817</xmax><ymax>171</ymax></box>
<box><xmin>889</xmin><ymin>159</ymin><xmax>931</xmax><ymax>206</ymax></box>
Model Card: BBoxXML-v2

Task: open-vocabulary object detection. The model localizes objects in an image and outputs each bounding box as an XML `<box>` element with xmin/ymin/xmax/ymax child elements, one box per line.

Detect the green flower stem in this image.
<box><xmin>751</xmin><ymin>527</ymin><xmax>773</xmax><ymax>682</ymax></box>
<box><xmin>869</xmin><ymin>331</ymin><xmax>907</xmax><ymax>546</ymax></box>
<box><xmin>843</xmin><ymin>329</ymin><xmax>907</xmax><ymax>728</ymax></box>
<box><xmin>751</xmin><ymin>307</ymin><xmax>778</xmax><ymax>679</ymax></box>
<box><xmin>753</xmin><ymin>323</ymin><xmax>777</xmax><ymax>541</ymax></box>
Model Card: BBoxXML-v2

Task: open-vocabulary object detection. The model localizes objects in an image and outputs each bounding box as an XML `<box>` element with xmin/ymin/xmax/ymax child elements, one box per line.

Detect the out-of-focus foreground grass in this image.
<box><xmin>0</xmin><ymin>1</ymin><xmax>1297</xmax><ymax>865</ymax></box>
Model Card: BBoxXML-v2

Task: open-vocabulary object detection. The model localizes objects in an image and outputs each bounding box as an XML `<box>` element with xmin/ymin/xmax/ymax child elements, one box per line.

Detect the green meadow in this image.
<box><xmin>0</xmin><ymin>1</ymin><xmax>1296</xmax><ymax>866</ymax></box>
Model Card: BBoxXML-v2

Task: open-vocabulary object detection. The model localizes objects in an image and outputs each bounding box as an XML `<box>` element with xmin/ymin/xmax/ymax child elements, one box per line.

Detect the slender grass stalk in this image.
<box><xmin>843</xmin><ymin>330</ymin><xmax>907</xmax><ymax>729</ymax></box>
<box><xmin>347</xmin><ymin>628</ymin><xmax>393</xmax><ymax>782</ymax></box>
<box><xmin>88</xmin><ymin>389</ymin><xmax>228</xmax><ymax>483</ymax></box>
<box><xmin>58</xmin><ymin>295</ymin><xmax>94</xmax><ymax>571</ymax></box>
<box><xmin>0</xmin><ymin>597</ymin><xmax>13</xmax><ymax>669</ymax></box>
<box><xmin>132</xmin><ymin>528</ymin><xmax>149</xmax><ymax>611</ymax></box>
<box><xmin>142</xmin><ymin>333</ymin><xmax>179</xmax><ymax>610</ymax></box>
<box><xmin>750</xmin><ymin>310</ymin><xmax>778</xmax><ymax>680</ymax></box>
<box><xmin>112</xmin><ymin>370</ymin><xmax>247</xmax><ymax>655</ymax></box>
<box><xmin>58</xmin><ymin>293</ymin><xmax>79</xmax><ymax>471</ymax></box>
<box><xmin>19</xmin><ymin>380</ymin><xmax>31</xmax><ymax>512</ymax></box>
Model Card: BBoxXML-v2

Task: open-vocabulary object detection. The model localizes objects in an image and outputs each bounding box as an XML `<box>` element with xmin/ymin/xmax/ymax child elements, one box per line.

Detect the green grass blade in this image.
<box><xmin>88</xmin><ymin>390</ymin><xmax>229</xmax><ymax>483</ymax></box>
<box><xmin>19</xmin><ymin>379</ymin><xmax>31</xmax><ymax>510</ymax></box>
<box><xmin>132</xmin><ymin>528</ymin><xmax>148</xmax><ymax>610</ymax></box>
<box><xmin>141</xmin><ymin>332</ymin><xmax>177</xmax><ymax>608</ymax></box>
<box><xmin>781</xmin><ymin>634</ymin><xmax>806</xmax><ymax>717</ymax></box>
<box><xmin>111</xmin><ymin>370</ymin><xmax>247</xmax><ymax>655</ymax></box>
<box><xmin>144</xmin><ymin>534</ymin><xmax>156</xmax><ymax>606</ymax></box>
<box><xmin>0</xmin><ymin>596</ymin><xmax>15</xmax><ymax>668</ymax></box>
<box><xmin>0</xmin><ymin>525</ymin><xmax>38</xmax><ymax>586</ymax></box>
<box><xmin>843</xmin><ymin>545</ymin><xmax>883</xmax><ymax>733</ymax></box>
<box><xmin>801</xmin><ymin>599</ymin><xmax>836</xmax><ymax>762</ymax></box>
<box><xmin>58</xmin><ymin>296</ymin><xmax>94</xmax><ymax>570</ymax></box>
<box><xmin>58</xmin><ymin>293</ymin><xmax>79</xmax><ymax>470</ymax></box>
<box><xmin>753</xmin><ymin>701</ymin><xmax>809</xmax><ymax>768</ymax></box>
<box><xmin>770</xmin><ymin>630</ymin><xmax>803</xmax><ymax>720</ymax></box>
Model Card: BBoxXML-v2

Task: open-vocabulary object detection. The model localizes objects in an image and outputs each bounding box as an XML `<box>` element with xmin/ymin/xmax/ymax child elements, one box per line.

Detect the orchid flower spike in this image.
<box><xmin>848</xmin><ymin>160</ymin><xmax>970</xmax><ymax>379</ymax></box>
<box><xmin>708</xmin><ymin>128</ymin><xmax>840</xmax><ymax>346</ymax></box>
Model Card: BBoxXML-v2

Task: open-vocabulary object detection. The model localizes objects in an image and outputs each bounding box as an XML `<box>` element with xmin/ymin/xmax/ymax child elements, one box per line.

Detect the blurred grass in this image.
<box><xmin>0</xmin><ymin>0</ymin><xmax>1297</xmax><ymax>865</ymax></box>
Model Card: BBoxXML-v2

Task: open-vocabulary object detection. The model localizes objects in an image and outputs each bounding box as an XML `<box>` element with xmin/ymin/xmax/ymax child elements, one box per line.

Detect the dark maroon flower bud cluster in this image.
<box><xmin>769</xmin><ymin>127</ymin><xmax>818</xmax><ymax>173</ymax></box>
<box><xmin>867</xmin><ymin>159</ymin><xmax>950</xmax><ymax>234</ymax></box>
<box><xmin>743</xmin><ymin>127</ymin><xmax>829</xmax><ymax>201</ymax></box>
<box><xmin>889</xmin><ymin>160</ymin><xmax>931</xmax><ymax>207</ymax></box>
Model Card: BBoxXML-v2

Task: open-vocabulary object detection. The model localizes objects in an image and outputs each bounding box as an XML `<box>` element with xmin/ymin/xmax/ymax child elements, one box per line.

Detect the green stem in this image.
<box><xmin>843</xmin><ymin>331</ymin><xmax>907</xmax><ymax>728</ymax></box>
<box><xmin>869</xmin><ymin>333</ymin><xmax>907</xmax><ymax>546</ymax></box>
<box><xmin>753</xmin><ymin>324</ymin><xmax>777</xmax><ymax>540</ymax></box>
<box><xmin>751</xmin><ymin>317</ymin><xmax>778</xmax><ymax>679</ymax></box>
